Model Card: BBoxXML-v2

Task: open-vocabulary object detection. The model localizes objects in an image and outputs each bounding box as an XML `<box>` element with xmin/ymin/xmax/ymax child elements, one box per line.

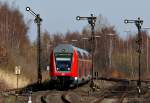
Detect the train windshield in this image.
<box><xmin>55</xmin><ymin>53</ymin><xmax>72</xmax><ymax>72</ymax></box>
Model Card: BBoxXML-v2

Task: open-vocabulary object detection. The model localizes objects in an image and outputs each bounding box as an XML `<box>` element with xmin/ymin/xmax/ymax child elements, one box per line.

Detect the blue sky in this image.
<box><xmin>1</xmin><ymin>0</ymin><xmax>150</xmax><ymax>41</ymax></box>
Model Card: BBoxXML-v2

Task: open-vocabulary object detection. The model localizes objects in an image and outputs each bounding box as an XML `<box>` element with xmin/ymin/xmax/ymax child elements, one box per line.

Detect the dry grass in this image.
<box><xmin>0</xmin><ymin>68</ymin><xmax>30</xmax><ymax>89</ymax></box>
<box><xmin>41</xmin><ymin>70</ymin><xmax>50</xmax><ymax>82</ymax></box>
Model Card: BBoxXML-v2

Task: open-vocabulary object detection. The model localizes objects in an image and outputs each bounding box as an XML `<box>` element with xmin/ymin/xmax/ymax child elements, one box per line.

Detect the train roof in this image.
<box><xmin>54</xmin><ymin>44</ymin><xmax>90</xmax><ymax>57</ymax></box>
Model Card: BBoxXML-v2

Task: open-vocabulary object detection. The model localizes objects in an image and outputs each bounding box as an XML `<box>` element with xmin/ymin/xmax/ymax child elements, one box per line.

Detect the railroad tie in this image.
<box><xmin>41</xmin><ymin>96</ymin><xmax>47</xmax><ymax>103</ymax></box>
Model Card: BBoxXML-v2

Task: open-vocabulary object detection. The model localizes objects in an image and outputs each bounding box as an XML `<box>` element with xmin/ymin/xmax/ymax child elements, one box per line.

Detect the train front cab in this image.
<box><xmin>50</xmin><ymin>45</ymin><xmax>78</xmax><ymax>87</ymax></box>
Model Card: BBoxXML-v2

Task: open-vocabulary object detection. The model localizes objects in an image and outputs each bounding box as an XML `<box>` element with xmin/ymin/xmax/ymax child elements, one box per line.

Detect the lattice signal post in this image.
<box><xmin>124</xmin><ymin>17</ymin><xmax>143</xmax><ymax>95</ymax></box>
<box><xmin>26</xmin><ymin>7</ymin><xmax>42</xmax><ymax>84</ymax></box>
<box><xmin>76</xmin><ymin>14</ymin><xmax>97</xmax><ymax>87</ymax></box>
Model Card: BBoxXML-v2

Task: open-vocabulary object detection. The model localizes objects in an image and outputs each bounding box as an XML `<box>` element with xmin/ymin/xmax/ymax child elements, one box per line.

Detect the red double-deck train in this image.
<box><xmin>50</xmin><ymin>44</ymin><xmax>92</xmax><ymax>88</ymax></box>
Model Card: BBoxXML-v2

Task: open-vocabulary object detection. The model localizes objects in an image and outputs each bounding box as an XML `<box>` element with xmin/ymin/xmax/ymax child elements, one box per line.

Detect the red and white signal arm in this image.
<box><xmin>15</xmin><ymin>66</ymin><xmax>21</xmax><ymax>75</ymax></box>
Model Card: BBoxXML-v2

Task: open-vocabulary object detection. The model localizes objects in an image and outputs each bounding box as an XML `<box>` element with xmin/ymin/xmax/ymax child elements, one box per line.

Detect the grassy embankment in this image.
<box><xmin>0</xmin><ymin>68</ymin><xmax>30</xmax><ymax>89</ymax></box>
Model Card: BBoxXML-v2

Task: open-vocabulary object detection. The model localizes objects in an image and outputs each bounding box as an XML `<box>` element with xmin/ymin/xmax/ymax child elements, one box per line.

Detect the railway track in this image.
<box><xmin>61</xmin><ymin>92</ymin><xmax>72</xmax><ymax>103</ymax></box>
<box><xmin>89</xmin><ymin>83</ymin><xmax>136</xmax><ymax>103</ymax></box>
<box><xmin>90</xmin><ymin>90</ymin><xmax>109</xmax><ymax>103</ymax></box>
<box><xmin>36</xmin><ymin>90</ymin><xmax>81</xmax><ymax>103</ymax></box>
<box><xmin>0</xmin><ymin>88</ymin><xmax>23</xmax><ymax>96</ymax></box>
<box><xmin>1</xmin><ymin>81</ymin><xmax>150</xmax><ymax>103</ymax></box>
<box><xmin>0</xmin><ymin>83</ymin><xmax>83</xmax><ymax>103</ymax></box>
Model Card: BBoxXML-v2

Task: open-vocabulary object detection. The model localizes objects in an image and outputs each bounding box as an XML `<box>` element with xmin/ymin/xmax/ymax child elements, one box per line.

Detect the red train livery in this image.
<box><xmin>50</xmin><ymin>44</ymin><xmax>92</xmax><ymax>87</ymax></box>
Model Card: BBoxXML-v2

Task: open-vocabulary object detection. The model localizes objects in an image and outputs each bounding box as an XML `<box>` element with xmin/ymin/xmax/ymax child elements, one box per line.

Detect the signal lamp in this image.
<box><xmin>26</xmin><ymin>7</ymin><xmax>30</xmax><ymax>11</ymax></box>
<box><xmin>76</xmin><ymin>16</ymin><xmax>80</xmax><ymax>20</ymax></box>
<box><xmin>124</xmin><ymin>19</ymin><xmax>128</xmax><ymax>24</ymax></box>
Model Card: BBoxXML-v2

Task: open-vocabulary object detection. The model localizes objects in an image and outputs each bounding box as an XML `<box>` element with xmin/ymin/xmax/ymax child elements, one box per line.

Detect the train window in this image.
<box><xmin>77</xmin><ymin>51</ymin><xmax>82</xmax><ymax>59</ymax></box>
<box><xmin>86</xmin><ymin>55</ymin><xmax>88</xmax><ymax>60</ymax></box>
<box><xmin>84</xmin><ymin>62</ymin><xmax>87</xmax><ymax>76</ymax></box>
<box><xmin>78</xmin><ymin>62</ymin><xmax>82</xmax><ymax>77</ymax></box>
<box><xmin>56</xmin><ymin>60</ymin><xmax>71</xmax><ymax>71</ymax></box>
<box><xmin>55</xmin><ymin>53</ymin><xmax>72</xmax><ymax>72</ymax></box>
<box><xmin>86</xmin><ymin>54</ymin><xmax>89</xmax><ymax>60</ymax></box>
<box><xmin>83</xmin><ymin>53</ymin><xmax>87</xmax><ymax>59</ymax></box>
<box><xmin>79</xmin><ymin>68</ymin><xmax>82</xmax><ymax>77</ymax></box>
<box><xmin>85</xmin><ymin>68</ymin><xmax>87</xmax><ymax>76</ymax></box>
<box><xmin>90</xmin><ymin>67</ymin><xmax>92</xmax><ymax>75</ymax></box>
<box><xmin>89</xmin><ymin>55</ymin><xmax>92</xmax><ymax>59</ymax></box>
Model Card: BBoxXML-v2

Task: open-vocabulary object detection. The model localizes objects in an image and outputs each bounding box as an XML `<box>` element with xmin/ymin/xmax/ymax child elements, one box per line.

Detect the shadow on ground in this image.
<box><xmin>19</xmin><ymin>80</ymin><xmax>89</xmax><ymax>94</ymax></box>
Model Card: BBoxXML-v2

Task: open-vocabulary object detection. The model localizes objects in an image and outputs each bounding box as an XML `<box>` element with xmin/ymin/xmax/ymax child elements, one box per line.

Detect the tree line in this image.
<box><xmin>0</xmin><ymin>2</ymin><xmax>150</xmax><ymax>82</ymax></box>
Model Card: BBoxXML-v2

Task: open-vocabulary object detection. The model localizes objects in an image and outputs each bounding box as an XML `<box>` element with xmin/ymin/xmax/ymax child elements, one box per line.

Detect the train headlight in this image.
<box><xmin>68</xmin><ymin>68</ymin><xmax>70</xmax><ymax>70</ymax></box>
<box><xmin>56</xmin><ymin>68</ymin><xmax>59</xmax><ymax>70</ymax></box>
<box><xmin>75</xmin><ymin>77</ymin><xmax>78</xmax><ymax>80</ymax></box>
